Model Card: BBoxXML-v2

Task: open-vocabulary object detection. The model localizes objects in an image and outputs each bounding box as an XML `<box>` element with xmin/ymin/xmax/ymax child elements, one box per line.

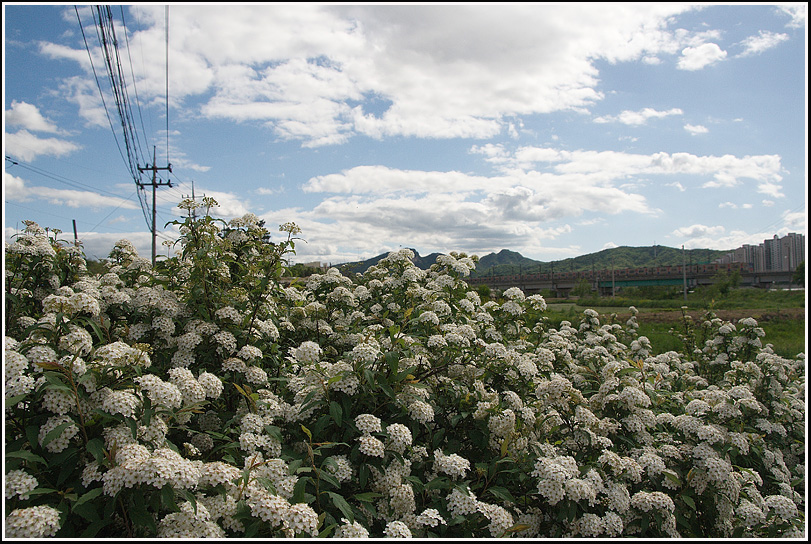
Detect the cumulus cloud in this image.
<box><xmin>41</xmin><ymin>4</ymin><xmax>704</xmax><ymax>146</ymax></box>
<box><xmin>5</xmin><ymin>101</ymin><xmax>63</xmax><ymax>133</ymax></box>
<box><xmin>291</xmin><ymin>143</ymin><xmax>787</xmax><ymax>263</ymax></box>
<box><xmin>737</xmin><ymin>31</ymin><xmax>790</xmax><ymax>57</ymax></box>
<box><xmin>594</xmin><ymin>107</ymin><xmax>683</xmax><ymax>125</ymax></box>
<box><xmin>4</xmin><ymin>173</ymin><xmax>141</xmax><ymax>210</ymax></box>
<box><xmin>4</xmin><ymin>129</ymin><xmax>81</xmax><ymax>161</ymax></box>
<box><xmin>672</xmin><ymin>224</ymin><xmax>726</xmax><ymax>239</ymax></box>
<box><xmin>171</xmin><ymin>189</ymin><xmax>254</xmax><ymax>220</ymax></box>
<box><xmin>684</xmin><ymin>123</ymin><xmax>708</xmax><ymax>135</ymax></box>
<box><xmin>677</xmin><ymin>42</ymin><xmax>727</xmax><ymax>70</ymax></box>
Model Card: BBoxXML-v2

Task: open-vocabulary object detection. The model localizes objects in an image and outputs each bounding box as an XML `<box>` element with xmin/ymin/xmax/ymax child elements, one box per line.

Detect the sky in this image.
<box><xmin>3</xmin><ymin>3</ymin><xmax>808</xmax><ymax>266</ymax></box>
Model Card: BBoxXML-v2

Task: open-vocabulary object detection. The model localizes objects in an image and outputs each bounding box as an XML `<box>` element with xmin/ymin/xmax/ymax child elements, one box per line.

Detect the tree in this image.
<box><xmin>571</xmin><ymin>278</ymin><xmax>592</xmax><ymax>298</ymax></box>
<box><xmin>792</xmin><ymin>261</ymin><xmax>804</xmax><ymax>286</ymax></box>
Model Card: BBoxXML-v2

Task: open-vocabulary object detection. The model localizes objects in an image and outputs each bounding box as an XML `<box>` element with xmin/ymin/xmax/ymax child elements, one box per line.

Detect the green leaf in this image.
<box><xmin>161</xmin><ymin>484</ymin><xmax>179</xmax><ymax>513</ymax></box>
<box><xmin>5</xmin><ymin>449</ymin><xmax>48</xmax><ymax>466</ymax></box>
<box><xmin>181</xmin><ymin>489</ymin><xmax>198</xmax><ymax>514</ymax></box>
<box><xmin>80</xmin><ymin>519</ymin><xmax>112</xmax><ymax>537</ymax></box>
<box><xmin>293</xmin><ymin>476</ymin><xmax>311</xmax><ymax>504</ymax></box>
<box><xmin>379</xmin><ymin>382</ymin><xmax>395</xmax><ymax>399</ymax></box>
<box><xmin>73</xmin><ymin>487</ymin><xmax>104</xmax><ymax>509</ymax></box>
<box><xmin>24</xmin><ymin>487</ymin><xmax>58</xmax><ymax>497</ymax></box>
<box><xmin>317</xmin><ymin>470</ymin><xmax>341</xmax><ymax>490</ymax></box>
<box><xmin>85</xmin><ymin>438</ymin><xmax>106</xmax><ymax>464</ymax></box>
<box><xmin>616</xmin><ymin>367</ymin><xmax>641</xmax><ymax>377</ymax></box>
<box><xmin>352</xmin><ymin>492</ymin><xmax>383</xmax><ymax>503</ymax></box>
<box><xmin>329</xmin><ymin>401</ymin><xmax>343</xmax><ymax>426</ymax></box>
<box><xmin>327</xmin><ymin>491</ymin><xmax>354</xmax><ymax>523</ymax></box>
<box><xmin>41</xmin><ymin>422</ymin><xmax>72</xmax><ymax>447</ymax></box>
<box><xmin>73</xmin><ymin>501</ymin><xmax>102</xmax><ymax>523</ymax></box>
<box><xmin>300</xmin><ymin>424</ymin><xmax>313</xmax><ymax>442</ymax></box>
<box><xmin>681</xmin><ymin>494</ymin><xmax>696</xmax><ymax>510</ymax></box>
<box><xmin>487</xmin><ymin>486</ymin><xmax>515</xmax><ymax>504</ymax></box>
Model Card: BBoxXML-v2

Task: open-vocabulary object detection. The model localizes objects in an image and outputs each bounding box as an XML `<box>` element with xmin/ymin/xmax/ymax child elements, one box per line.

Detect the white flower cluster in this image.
<box><xmin>5</xmin><ymin>505</ymin><xmax>62</xmax><ymax>538</ymax></box>
<box><xmin>4</xmin><ymin>220</ymin><xmax>804</xmax><ymax>539</ymax></box>
<box><xmin>5</xmin><ymin>469</ymin><xmax>38</xmax><ymax>500</ymax></box>
<box><xmin>433</xmin><ymin>449</ymin><xmax>471</xmax><ymax>479</ymax></box>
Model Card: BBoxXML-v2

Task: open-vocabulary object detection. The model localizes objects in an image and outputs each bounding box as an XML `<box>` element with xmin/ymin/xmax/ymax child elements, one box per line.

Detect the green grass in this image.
<box><xmin>575</xmin><ymin>287</ymin><xmax>805</xmax><ymax>311</ymax></box>
<box><xmin>632</xmin><ymin>320</ymin><xmax>806</xmax><ymax>359</ymax></box>
<box><xmin>541</xmin><ymin>287</ymin><xmax>806</xmax><ymax>359</ymax></box>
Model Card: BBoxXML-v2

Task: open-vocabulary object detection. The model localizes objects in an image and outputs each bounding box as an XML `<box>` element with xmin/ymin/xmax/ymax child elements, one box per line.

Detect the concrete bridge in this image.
<box><xmin>467</xmin><ymin>268</ymin><xmax>796</xmax><ymax>297</ymax></box>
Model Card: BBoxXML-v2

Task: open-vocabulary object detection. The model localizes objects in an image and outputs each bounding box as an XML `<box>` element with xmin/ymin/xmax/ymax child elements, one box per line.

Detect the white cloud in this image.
<box><xmin>256</xmin><ymin>186</ymin><xmax>285</xmax><ymax>196</ymax></box>
<box><xmin>4</xmin><ymin>173</ymin><xmax>28</xmax><ymax>200</ymax></box>
<box><xmin>40</xmin><ymin>4</ymin><xmax>705</xmax><ymax>146</ymax></box>
<box><xmin>4</xmin><ymin>129</ymin><xmax>81</xmax><ymax>161</ymax></box>
<box><xmin>684</xmin><ymin>123</ymin><xmax>709</xmax><ymax>135</ymax></box>
<box><xmin>172</xmin><ymin>189</ymin><xmax>254</xmax><ymax>220</ymax></box>
<box><xmin>293</xmin><ymin>145</ymin><xmax>785</xmax><ymax>261</ymax></box>
<box><xmin>594</xmin><ymin>107</ymin><xmax>683</xmax><ymax>125</ymax></box>
<box><xmin>781</xmin><ymin>209</ymin><xmax>806</xmax><ymax>232</ymax></box>
<box><xmin>672</xmin><ymin>224</ymin><xmax>726</xmax><ymax>238</ymax></box>
<box><xmin>737</xmin><ymin>31</ymin><xmax>790</xmax><ymax>57</ymax></box>
<box><xmin>4</xmin><ymin>174</ymin><xmax>141</xmax><ymax>211</ymax></box>
<box><xmin>5</xmin><ymin>101</ymin><xmax>63</xmax><ymax>133</ymax></box>
<box><xmin>677</xmin><ymin>42</ymin><xmax>727</xmax><ymax>70</ymax></box>
<box><xmin>756</xmin><ymin>182</ymin><xmax>785</xmax><ymax>199</ymax></box>
<box><xmin>778</xmin><ymin>5</ymin><xmax>806</xmax><ymax>28</ymax></box>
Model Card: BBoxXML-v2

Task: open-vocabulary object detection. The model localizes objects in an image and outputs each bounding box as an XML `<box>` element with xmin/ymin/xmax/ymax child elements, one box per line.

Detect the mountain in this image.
<box><xmin>335</xmin><ymin>245</ymin><xmax>733</xmax><ymax>276</ymax></box>
<box><xmin>338</xmin><ymin>248</ymin><xmax>442</xmax><ymax>275</ymax></box>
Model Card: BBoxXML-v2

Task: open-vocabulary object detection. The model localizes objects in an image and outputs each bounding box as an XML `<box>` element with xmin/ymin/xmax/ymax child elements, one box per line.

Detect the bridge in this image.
<box><xmin>467</xmin><ymin>265</ymin><xmax>796</xmax><ymax>297</ymax></box>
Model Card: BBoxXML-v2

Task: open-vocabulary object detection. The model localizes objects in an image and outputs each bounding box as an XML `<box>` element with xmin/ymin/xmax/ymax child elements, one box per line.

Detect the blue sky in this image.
<box><xmin>3</xmin><ymin>3</ymin><xmax>807</xmax><ymax>265</ymax></box>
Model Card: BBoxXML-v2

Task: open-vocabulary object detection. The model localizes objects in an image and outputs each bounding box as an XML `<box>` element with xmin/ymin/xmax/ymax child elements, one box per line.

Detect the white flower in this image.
<box><xmin>355</xmin><ymin>413</ymin><xmax>382</xmax><ymax>434</ymax></box>
<box><xmin>5</xmin><ymin>470</ymin><xmax>38</xmax><ymax>500</ymax></box>
<box><xmin>433</xmin><ymin>449</ymin><xmax>471</xmax><ymax>479</ymax></box>
<box><xmin>416</xmin><ymin>508</ymin><xmax>446</xmax><ymax>527</ymax></box>
<box><xmin>335</xmin><ymin>518</ymin><xmax>370</xmax><ymax>538</ymax></box>
<box><xmin>358</xmin><ymin>435</ymin><xmax>385</xmax><ymax>457</ymax></box>
<box><xmin>384</xmin><ymin>520</ymin><xmax>412</xmax><ymax>538</ymax></box>
<box><xmin>407</xmin><ymin>400</ymin><xmax>434</xmax><ymax>424</ymax></box>
<box><xmin>5</xmin><ymin>505</ymin><xmax>62</xmax><ymax>538</ymax></box>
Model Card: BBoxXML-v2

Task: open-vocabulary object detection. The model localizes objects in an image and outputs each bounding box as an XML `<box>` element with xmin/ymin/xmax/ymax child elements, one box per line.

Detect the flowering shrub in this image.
<box><xmin>4</xmin><ymin>202</ymin><xmax>806</xmax><ymax>538</ymax></box>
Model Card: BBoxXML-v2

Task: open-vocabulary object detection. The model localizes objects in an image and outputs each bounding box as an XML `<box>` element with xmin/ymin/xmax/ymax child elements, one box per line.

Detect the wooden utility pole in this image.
<box><xmin>138</xmin><ymin>146</ymin><xmax>172</xmax><ymax>266</ymax></box>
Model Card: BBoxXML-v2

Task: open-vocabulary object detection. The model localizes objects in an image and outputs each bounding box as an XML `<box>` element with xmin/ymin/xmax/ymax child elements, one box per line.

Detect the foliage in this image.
<box><xmin>792</xmin><ymin>261</ymin><xmax>804</xmax><ymax>286</ymax></box>
<box><xmin>4</xmin><ymin>205</ymin><xmax>806</xmax><ymax>539</ymax></box>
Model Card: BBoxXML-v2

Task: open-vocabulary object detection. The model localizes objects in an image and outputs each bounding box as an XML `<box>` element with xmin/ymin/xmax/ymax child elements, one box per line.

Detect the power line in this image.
<box><xmin>5</xmin><ymin>156</ymin><xmax>138</xmax><ymax>203</ymax></box>
<box><xmin>165</xmin><ymin>5</ymin><xmax>170</xmax><ymax>165</ymax></box>
<box><xmin>119</xmin><ymin>5</ymin><xmax>151</xmax><ymax>158</ymax></box>
<box><xmin>75</xmin><ymin>6</ymin><xmax>132</xmax><ymax>181</ymax></box>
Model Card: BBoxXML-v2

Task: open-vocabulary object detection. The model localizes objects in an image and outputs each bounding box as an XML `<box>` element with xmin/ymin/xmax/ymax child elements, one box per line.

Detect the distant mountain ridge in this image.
<box><xmin>336</xmin><ymin>245</ymin><xmax>733</xmax><ymax>276</ymax></box>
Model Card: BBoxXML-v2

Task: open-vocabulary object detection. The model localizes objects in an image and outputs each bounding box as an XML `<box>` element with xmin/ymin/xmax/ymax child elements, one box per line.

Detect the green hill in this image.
<box><xmin>336</xmin><ymin>245</ymin><xmax>733</xmax><ymax>277</ymax></box>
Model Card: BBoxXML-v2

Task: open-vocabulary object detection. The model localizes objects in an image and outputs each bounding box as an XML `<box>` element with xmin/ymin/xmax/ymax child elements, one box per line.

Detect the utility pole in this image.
<box><xmin>138</xmin><ymin>146</ymin><xmax>172</xmax><ymax>266</ymax></box>
<box><xmin>181</xmin><ymin>180</ymin><xmax>205</xmax><ymax>220</ymax></box>
<box><xmin>72</xmin><ymin>220</ymin><xmax>79</xmax><ymax>247</ymax></box>
<box><xmin>682</xmin><ymin>245</ymin><xmax>687</xmax><ymax>301</ymax></box>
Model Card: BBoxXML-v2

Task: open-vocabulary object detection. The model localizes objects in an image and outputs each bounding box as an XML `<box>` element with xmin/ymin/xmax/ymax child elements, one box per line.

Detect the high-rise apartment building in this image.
<box><xmin>716</xmin><ymin>233</ymin><xmax>805</xmax><ymax>273</ymax></box>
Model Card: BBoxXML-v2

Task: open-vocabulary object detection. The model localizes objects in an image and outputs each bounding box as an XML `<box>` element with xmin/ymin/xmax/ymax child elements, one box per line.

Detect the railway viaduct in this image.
<box><xmin>466</xmin><ymin>268</ymin><xmax>797</xmax><ymax>297</ymax></box>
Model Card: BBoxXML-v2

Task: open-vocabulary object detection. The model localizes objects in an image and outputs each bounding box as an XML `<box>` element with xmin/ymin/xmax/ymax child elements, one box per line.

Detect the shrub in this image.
<box><xmin>4</xmin><ymin>204</ymin><xmax>805</xmax><ymax>538</ymax></box>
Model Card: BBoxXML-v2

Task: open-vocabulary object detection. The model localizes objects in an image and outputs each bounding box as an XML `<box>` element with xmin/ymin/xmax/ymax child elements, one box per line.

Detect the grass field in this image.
<box><xmin>542</xmin><ymin>287</ymin><xmax>806</xmax><ymax>359</ymax></box>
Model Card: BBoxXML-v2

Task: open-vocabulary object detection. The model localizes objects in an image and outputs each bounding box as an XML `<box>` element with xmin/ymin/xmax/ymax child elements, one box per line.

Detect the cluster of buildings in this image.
<box><xmin>715</xmin><ymin>233</ymin><xmax>805</xmax><ymax>273</ymax></box>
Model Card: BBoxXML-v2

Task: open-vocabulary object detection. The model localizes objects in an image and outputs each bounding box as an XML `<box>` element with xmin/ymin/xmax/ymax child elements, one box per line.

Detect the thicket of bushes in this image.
<box><xmin>4</xmin><ymin>201</ymin><xmax>805</xmax><ymax>538</ymax></box>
